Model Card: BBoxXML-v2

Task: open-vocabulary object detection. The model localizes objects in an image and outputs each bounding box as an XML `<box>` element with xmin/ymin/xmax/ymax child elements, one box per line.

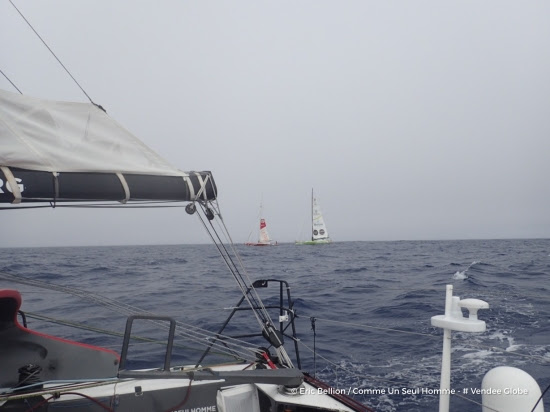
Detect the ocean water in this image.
<box><xmin>1</xmin><ymin>239</ymin><xmax>549</xmax><ymax>411</ymax></box>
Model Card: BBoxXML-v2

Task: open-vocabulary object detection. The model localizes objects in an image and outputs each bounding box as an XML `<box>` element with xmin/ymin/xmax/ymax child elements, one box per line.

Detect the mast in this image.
<box><xmin>310</xmin><ymin>188</ymin><xmax>314</xmax><ymax>241</ymax></box>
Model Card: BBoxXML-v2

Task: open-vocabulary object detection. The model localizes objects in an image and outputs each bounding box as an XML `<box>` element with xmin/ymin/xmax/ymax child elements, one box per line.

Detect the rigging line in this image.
<box><xmin>24</xmin><ymin>312</ymin><xmax>242</xmax><ymax>358</ymax></box>
<box><xmin>446</xmin><ymin>281</ymin><xmax>547</xmax><ymax>297</ymax></box>
<box><xmin>195</xmin><ymin>205</ymin><xmax>267</xmax><ymax>326</ymax></box>
<box><xmin>4</xmin><ymin>280</ymin><xmax>260</xmax><ymax>359</ymax></box>
<box><xmin>202</xmin><ymin>204</ymin><xmax>295</xmax><ymax>367</ymax></box>
<box><xmin>209</xmin><ymin>203</ymin><xmax>294</xmax><ymax>368</ymax></box>
<box><xmin>194</xmin><ymin>212</ymin><xmax>248</xmax><ymax>301</ymax></box>
<box><xmin>531</xmin><ymin>383</ymin><xmax>550</xmax><ymax>412</ymax></box>
<box><xmin>171</xmin><ymin>321</ymin><xmax>262</xmax><ymax>359</ymax></box>
<box><xmin>0</xmin><ymin>272</ymin><xmax>261</xmax><ymax>359</ymax></box>
<box><xmin>104</xmin><ymin>302</ymin><xmax>262</xmax><ymax>359</ymax></box>
<box><xmin>195</xmin><ymin>206</ymin><xmax>292</xmax><ymax>366</ymax></box>
<box><xmin>93</xmin><ymin>305</ymin><xmax>258</xmax><ymax>359</ymax></box>
<box><xmin>35</xmin><ymin>392</ymin><xmax>114</xmax><ymax>412</ymax></box>
<box><xmin>136</xmin><ymin>317</ymin><xmax>258</xmax><ymax>360</ymax></box>
<box><xmin>217</xmin><ymin>228</ymin><xmax>270</xmax><ymax>321</ymax></box>
<box><xmin>0</xmin><ymin>201</ymin><xmax>188</xmax><ymax>210</ymax></box>
<box><xmin>194</xmin><ymin>200</ymin><xmax>290</xmax><ymax>361</ymax></box>
<box><xmin>51</xmin><ymin>297</ymin><xmax>255</xmax><ymax>361</ymax></box>
<box><xmin>298</xmin><ymin>315</ymin><xmax>550</xmax><ymax>364</ymax></box>
<box><xmin>8</xmin><ymin>0</ymin><xmax>96</xmax><ymax>106</ymax></box>
<box><xmin>458</xmin><ymin>342</ymin><xmax>550</xmax><ymax>364</ymax></box>
<box><xmin>210</xmin><ymin>217</ymin><xmax>253</xmax><ymax>292</ymax></box>
<box><xmin>151</xmin><ymin>327</ymin><xmax>256</xmax><ymax>361</ymax></box>
<box><xmin>297</xmin><ymin>340</ymin><xmax>416</xmax><ymax>388</ymax></box>
<box><xmin>3</xmin><ymin>378</ymin><xmax>119</xmax><ymax>396</ymax></box>
<box><xmin>450</xmin><ymin>392</ymin><xmax>500</xmax><ymax>412</ymax></box>
<box><xmin>0</xmin><ymin>68</ymin><xmax>23</xmax><ymax>94</ymax></box>
<box><xmin>307</xmin><ymin>316</ymin><xmax>439</xmax><ymax>338</ymax></box>
<box><xmin>454</xmin><ymin>288</ymin><xmax>550</xmax><ymax>303</ymax></box>
<box><xmin>0</xmin><ymin>380</ymin><xmax>119</xmax><ymax>402</ymax></box>
<box><xmin>3</xmin><ymin>296</ymin><xmax>259</xmax><ymax>364</ymax></box>
<box><xmin>210</xmin><ymin>200</ymin><xmax>276</xmax><ymax>325</ymax></box>
<box><xmin>8</xmin><ymin>271</ymin><xmax>544</xmax><ymax>364</ymax></box>
<box><xmin>168</xmin><ymin>317</ymin><xmax>262</xmax><ymax>355</ymax></box>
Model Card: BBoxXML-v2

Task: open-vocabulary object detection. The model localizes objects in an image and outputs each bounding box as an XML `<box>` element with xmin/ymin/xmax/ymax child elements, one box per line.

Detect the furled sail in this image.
<box><xmin>0</xmin><ymin>89</ymin><xmax>216</xmax><ymax>204</ymax></box>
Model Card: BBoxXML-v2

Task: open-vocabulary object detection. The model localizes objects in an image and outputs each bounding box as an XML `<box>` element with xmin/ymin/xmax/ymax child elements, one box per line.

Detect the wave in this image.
<box><xmin>452</xmin><ymin>260</ymin><xmax>486</xmax><ymax>280</ymax></box>
<box><xmin>333</xmin><ymin>266</ymin><xmax>368</xmax><ymax>274</ymax></box>
<box><xmin>453</xmin><ymin>270</ymin><xmax>468</xmax><ymax>280</ymax></box>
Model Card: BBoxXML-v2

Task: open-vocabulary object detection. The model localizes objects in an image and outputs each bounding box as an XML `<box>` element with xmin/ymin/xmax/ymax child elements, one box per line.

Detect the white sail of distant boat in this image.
<box><xmin>245</xmin><ymin>203</ymin><xmax>277</xmax><ymax>246</ymax></box>
<box><xmin>312</xmin><ymin>195</ymin><xmax>330</xmax><ymax>242</ymax></box>
<box><xmin>296</xmin><ymin>189</ymin><xmax>332</xmax><ymax>245</ymax></box>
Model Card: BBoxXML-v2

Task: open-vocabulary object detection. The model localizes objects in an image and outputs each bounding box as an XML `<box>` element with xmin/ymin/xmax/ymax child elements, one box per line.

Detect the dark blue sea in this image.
<box><xmin>1</xmin><ymin>239</ymin><xmax>549</xmax><ymax>411</ymax></box>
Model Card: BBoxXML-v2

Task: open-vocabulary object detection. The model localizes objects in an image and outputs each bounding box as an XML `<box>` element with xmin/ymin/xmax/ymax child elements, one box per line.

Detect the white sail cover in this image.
<box><xmin>0</xmin><ymin>89</ymin><xmax>216</xmax><ymax>204</ymax></box>
<box><xmin>0</xmin><ymin>89</ymin><xmax>184</xmax><ymax>176</ymax></box>
<box><xmin>312</xmin><ymin>195</ymin><xmax>330</xmax><ymax>241</ymax></box>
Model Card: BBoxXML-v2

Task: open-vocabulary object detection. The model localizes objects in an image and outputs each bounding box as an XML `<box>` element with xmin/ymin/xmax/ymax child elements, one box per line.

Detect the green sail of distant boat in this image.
<box><xmin>296</xmin><ymin>189</ymin><xmax>332</xmax><ymax>245</ymax></box>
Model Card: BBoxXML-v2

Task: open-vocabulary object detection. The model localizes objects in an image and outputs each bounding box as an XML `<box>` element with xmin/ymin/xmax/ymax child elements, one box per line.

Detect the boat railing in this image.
<box><xmin>118</xmin><ymin>314</ymin><xmax>176</xmax><ymax>376</ymax></box>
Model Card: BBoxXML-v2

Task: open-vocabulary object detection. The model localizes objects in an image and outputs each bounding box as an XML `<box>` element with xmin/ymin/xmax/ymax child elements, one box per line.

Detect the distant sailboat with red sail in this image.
<box><xmin>245</xmin><ymin>203</ymin><xmax>277</xmax><ymax>246</ymax></box>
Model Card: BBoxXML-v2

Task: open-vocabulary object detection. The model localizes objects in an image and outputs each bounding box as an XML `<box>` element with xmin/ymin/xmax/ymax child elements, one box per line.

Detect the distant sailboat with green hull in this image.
<box><xmin>296</xmin><ymin>189</ymin><xmax>332</xmax><ymax>245</ymax></box>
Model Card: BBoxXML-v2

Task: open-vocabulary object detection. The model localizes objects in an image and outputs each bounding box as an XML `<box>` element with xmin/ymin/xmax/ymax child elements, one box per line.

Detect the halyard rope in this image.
<box><xmin>8</xmin><ymin>0</ymin><xmax>98</xmax><ymax>107</ymax></box>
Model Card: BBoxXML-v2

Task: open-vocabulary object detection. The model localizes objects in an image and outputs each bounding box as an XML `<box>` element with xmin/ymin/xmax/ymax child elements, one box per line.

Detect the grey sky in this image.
<box><xmin>1</xmin><ymin>1</ymin><xmax>549</xmax><ymax>247</ymax></box>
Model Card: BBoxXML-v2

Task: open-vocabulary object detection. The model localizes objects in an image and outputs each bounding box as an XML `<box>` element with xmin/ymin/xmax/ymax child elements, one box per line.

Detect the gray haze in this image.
<box><xmin>1</xmin><ymin>1</ymin><xmax>549</xmax><ymax>247</ymax></box>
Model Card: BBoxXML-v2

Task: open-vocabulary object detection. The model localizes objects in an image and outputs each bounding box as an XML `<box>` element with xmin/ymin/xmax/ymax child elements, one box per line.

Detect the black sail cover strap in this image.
<box><xmin>0</xmin><ymin>167</ymin><xmax>217</xmax><ymax>204</ymax></box>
